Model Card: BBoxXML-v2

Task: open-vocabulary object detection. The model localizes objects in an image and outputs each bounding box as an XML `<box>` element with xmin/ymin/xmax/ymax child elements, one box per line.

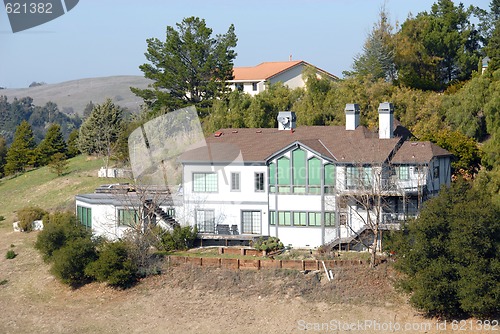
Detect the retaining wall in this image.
<box><xmin>167</xmin><ymin>249</ymin><xmax>365</xmax><ymax>271</ymax></box>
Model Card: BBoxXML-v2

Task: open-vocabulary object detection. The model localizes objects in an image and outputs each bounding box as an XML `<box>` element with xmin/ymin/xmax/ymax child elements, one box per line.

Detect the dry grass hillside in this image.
<box><xmin>0</xmin><ymin>76</ymin><xmax>152</xmax><ymax>114</ymax></box>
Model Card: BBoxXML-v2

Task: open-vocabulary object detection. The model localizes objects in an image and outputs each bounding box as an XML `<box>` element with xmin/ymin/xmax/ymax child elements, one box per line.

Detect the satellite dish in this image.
<box><xmin>277</xmin><ymin>116</ymin><xmax>289</xmax><ymax>125</ymax></box>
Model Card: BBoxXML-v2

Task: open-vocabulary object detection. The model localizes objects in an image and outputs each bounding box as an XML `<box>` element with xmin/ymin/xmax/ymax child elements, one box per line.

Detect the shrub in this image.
<box><xmin>85</xmin><ymin>241</ymin><xmax>138</xmax><ymax>288</ymax></box>
<box><xmin>16</xmin><ymin>206</ymin><xmax>47</xmax><ymax>232</ymax></box>
<box><xmin>35</xmin><ymin>212</ymin><xmax>90</xmax><ymax>262</ymax></box>
<box><xmin>5</xmin><ymin>250</ymin><xmax>16</xmax><ymax>259</ymax></box>
<box><xmin>50</xmin><ymin>237</ymin><xmax>97</xmax><ymax>286</ymax></box>
<box><xmin>252</xmin><ymin>237</ymin><xmax>284</xmax><ymax>253</ymax></box>
<box><xmin>158</xmin><ymin>226</ymin><xmax>198</xmax><ymax>251</ymax></box>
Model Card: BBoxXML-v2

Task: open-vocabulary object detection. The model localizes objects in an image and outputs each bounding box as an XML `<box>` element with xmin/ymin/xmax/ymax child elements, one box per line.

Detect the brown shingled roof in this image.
<box><xmin>392</xmin><ymin>141</ymin><xmax>452</xmax><ymax>164</ymax></box>
<box><xmin>232</xmin><ymin>61</ymin><xmax>338</xmax><ymax>81</ymax></box>
<box><xmin>179</xmin><ymin>126</ymin><xmax>403</xmax><ymax>164</ymax></box>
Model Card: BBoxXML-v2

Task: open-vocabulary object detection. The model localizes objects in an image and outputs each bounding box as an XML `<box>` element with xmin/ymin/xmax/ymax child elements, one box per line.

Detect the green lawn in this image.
<box><xmin>0</xmin><ymin>155</ymin><xmax>130</xmax><ymax>226</ymax></box>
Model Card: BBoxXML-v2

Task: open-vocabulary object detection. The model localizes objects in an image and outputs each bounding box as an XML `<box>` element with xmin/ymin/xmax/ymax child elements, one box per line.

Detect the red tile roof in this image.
<box><xmin>231</xmin><ymin>61</ymin><xmax>338</xmax><ymax>81</ymax></box>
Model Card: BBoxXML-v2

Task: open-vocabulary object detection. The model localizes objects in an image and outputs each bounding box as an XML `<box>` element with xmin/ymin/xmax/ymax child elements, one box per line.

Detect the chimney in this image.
<box><xmin>277</xmin><ymin>111</ymin><xmax>296</xmax><ymax>131</ymax></box>
<box><xmin>378</xmin><ymin>102</ymin><xmax>394</xmax><ymax>139</ymax></box>
<box><xmin>345</xmin><ymin>103</ymin><xmax>360</xmax><ymax>130</ymax></box>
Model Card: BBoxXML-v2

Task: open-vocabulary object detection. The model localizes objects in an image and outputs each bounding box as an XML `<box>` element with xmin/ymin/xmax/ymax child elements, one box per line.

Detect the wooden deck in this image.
<box><xmin>196</xmin><ymin>233</ymin><xmax>263</xmax><ymax>247</ymax></box>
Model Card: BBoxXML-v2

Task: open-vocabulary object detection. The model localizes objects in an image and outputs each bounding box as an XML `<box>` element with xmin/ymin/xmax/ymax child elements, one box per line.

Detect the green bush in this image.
<box><xmin>16</xmin><ymin>206</ymin><xmax>47</xmax><ymax>232</ymax></box>
<box><xmin>252</xmin><ymin>237</ymin><xmax>284</xmax><ymax>253</ymax></box>
<box><xmin>5</xmin><ymin>250</ymin><xmax>16</xmax><ymax>259</ymax></box>
<box><xmin>35</xmin><ymin>212</ymin><xmax>90</xmax><ymax>262</ymax></box>
<box><xmin>158</xmin><ymin>226</ymin><xmax>198</xmax><ymax>251</ymax></box>
<box><xmin>85</xmin><ymin>241</ymin><xmax>138</xmax><ymax>288</ymax></box>
<box><xmin>50</xmin><ymin>237</ymin><xmax>97</xmax><ymax>286</ymax></box>
<box><xmin>391</xmin><ymin>180</ymin><xmax>500</xmax><ymax>319</ymax></box>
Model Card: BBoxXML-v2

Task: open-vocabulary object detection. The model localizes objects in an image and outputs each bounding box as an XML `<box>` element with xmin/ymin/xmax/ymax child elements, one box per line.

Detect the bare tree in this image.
<box><xmin>332</xmin><ymin>163</ymin><xmax>410</xmax><ymax>267</ymax></box>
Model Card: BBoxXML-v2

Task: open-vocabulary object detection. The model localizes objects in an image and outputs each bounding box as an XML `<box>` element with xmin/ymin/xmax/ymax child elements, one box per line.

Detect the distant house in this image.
<box><xmin>228</xmin><ymin>60</ymin><xmax>338</xmax><ymax>96</ymax></box>
<box><xmin>75</xmin><ymin>102</ymin><xmax>452</xmax><ymax>249</ymax></box>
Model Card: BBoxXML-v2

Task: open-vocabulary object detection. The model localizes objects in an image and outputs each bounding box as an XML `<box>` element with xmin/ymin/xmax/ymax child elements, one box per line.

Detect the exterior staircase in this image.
<box><xmin>154</xmin><ymin>206</ymin><xmax>180</xmax><ymax>229</ymax></box>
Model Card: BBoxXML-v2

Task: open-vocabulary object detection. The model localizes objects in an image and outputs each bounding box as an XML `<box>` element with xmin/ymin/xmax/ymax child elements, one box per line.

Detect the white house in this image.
<box><xmin>75</xmin><ymin>103</ymin><xmax>452</xmax><ymax>249</ymax></box>
<box><xmin>228</xmin><ymin>60</ymin><xmax>338</xmax><ymax>96</ymax></box>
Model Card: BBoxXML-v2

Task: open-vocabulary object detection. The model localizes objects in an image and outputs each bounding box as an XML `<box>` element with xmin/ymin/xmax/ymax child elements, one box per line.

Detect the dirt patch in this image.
<box><xmin>0</xmin><ymin>230</ymin><xmax>458</xmax><ymax>334</ymax></box>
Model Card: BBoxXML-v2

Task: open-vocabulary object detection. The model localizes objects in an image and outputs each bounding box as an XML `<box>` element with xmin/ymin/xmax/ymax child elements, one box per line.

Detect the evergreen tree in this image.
<box><xmin>78</xmin><ymin>99</ymin><xmax>124</xmax><ymax>173</ymax></box>
<box><xmin>0</xmin><ymin>135</ymin><xmax>6</xmax><ymax>177</ymax></box>
<box><xmin>348</xmin><ymin>7</ymin><xmax>396</xmax><ymax>82</ymax></box>
<box><xmin>395</xmin><ymin>0</ymin><xmax>482</xmax><ymax>90</ymax></box>
<box><xmin>485</xmin><ymin>20</ymin><xmax>500</xmax><ymax>72</ymax></box>
<box><xmin>36</xmin><ymin>123</ymin><xmax>67</xmax><ymax>166</ymax></box>
<box><xmin>4</xmin><ymin>121</ymin><xmax>36</xmax><ymax>175</ymax></box>
<box><xmin>388</xmin><ymin>180</ymin><xmax>500</xmax><ymax>319</ymax></box>
<box><xmin>131</xmin><ymin>16</ymin><xmax>237</xmax><ymax>112</ymax></box>
<box><xmin>66</xmin><ymin>129</ymin><xmax>80</xmax><ymax>158</ymax></box>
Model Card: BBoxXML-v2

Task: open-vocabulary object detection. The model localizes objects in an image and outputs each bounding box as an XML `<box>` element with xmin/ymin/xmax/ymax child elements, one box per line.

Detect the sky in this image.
<box><xmin>0</xmin><ymin>0</ymin><xmax>491</xmax><ymax>89</ymax></box>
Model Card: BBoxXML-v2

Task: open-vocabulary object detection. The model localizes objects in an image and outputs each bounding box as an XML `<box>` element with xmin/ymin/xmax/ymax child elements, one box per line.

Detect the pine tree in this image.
<box><xmin>4</xmin><ymin>121</ymin><xmax>36</xmax><ymax>175</ymax></box>
<box><xmin>36</xmin><ymin>123</ymin><xmax>67</xmax><ymax>166</ymax></box>
<box><xmin>66</xmin><ymin>129</ymin><xmax>80</xmax><ymax>158</ymax></box>
<box><xmin>78</xmin><ymin>99</ymin><xmax>124</xmax><ymax>173</ymax></box>
<box><xmin>0</xmin><ymin>135</ymin><xmax>7</xmax><ymax>177</ymax></box>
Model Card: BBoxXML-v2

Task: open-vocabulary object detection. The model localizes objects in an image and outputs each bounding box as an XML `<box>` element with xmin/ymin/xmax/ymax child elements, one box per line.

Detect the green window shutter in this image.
<box><xmin>277</xmin><ymin>157</ymin><xmax>290</xmax><ymax>185</ymax></box>
<box><xmin>324</xmin><ymin>164</ymin><xmax>335</xmax><ymax>186</ymax></box>
<box><xmin>292</xmin><ymin>149</ymin><xmax>306</xmax><ymax>185</ymax></box>
<box><xmin>308</xmin><ymin>157</ymin><xmax>321</xmax><ymax>186</ymax></box>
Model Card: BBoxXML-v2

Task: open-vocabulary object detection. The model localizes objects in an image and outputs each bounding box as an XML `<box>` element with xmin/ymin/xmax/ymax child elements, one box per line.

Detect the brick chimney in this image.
<box><xmin>345</xmin><ymin>103</ymin><xmax>360</xmax><ymax>130</ymax></box>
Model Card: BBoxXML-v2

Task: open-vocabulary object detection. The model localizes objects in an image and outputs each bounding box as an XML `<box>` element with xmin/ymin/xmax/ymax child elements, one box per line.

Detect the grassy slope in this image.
<box><xmin>0</xmin><ymin>155</ymin><xmax>128</xmax><ymax>226</ymax></box>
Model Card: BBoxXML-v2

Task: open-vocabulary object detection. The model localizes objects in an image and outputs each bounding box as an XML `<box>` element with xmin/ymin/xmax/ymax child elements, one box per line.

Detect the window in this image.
<box><xmin>118</xmin><ymin>208</ymin><xmax>138</xmax><ymax>227</ymax></box>
<box><xmin>193</xmin><ymin>173</ymin><xmax>218</xmax><ymax>192</ymax></box>
<box><xmin>255</xmin><ymin>172</ymin><xmax>264</xmax><ymax>192</ymax></box>
<box><xmin>230</xmin><ymin>172</ymin><xmax>240</xmax><ymax>191</ymax></box>
<box><xmin>324</xmin><ymin>164</ymin><xmax>336</xmax><ymax>193</ymax></box>
<box><xmin>164</xmin><ymin>208</ymin><xmax>175</xmax><ymax>217</ymax></box>
<box><xmin>269</xmin><ymin>162</ymin><xmax>276</xmax><ymax>193</ymax></box>
<box><xmin>77</xmin><ymin>206</ymin><xmax>92</xmax><ymax>229</ymax></box>
<box><xmin>269</xmin><ymin>211</ymin><xmax>276</xmax><ymax>225</ymax></box>
<box><xmin>308</xmin><ymin>157</ymin><xmax>321</xmax><ymax>194</ymax></box>
<box><xmin>339</xmin><ymin>213</ymin><xmax>347</xmax><ymax>226</ymax></box>
<box><xmin>242</xmin><ymin>211</ymin><xmax>261</xmax><ymax>234</ymax></box>
<box><xmin>308</xmin><ymin>212</ymin><xmax>321</xmax><ymax>226</ymax></box>
<box><xmin>397</xmin><ymin>166</ymin><xmax>409</xmax><ymax>180</ymax></box>
<box><xmin>235</xmin><ymin>83</ymin><xmax>244</xmax><ymax>91</ymax></box>
<box><xmin>278</xmin><ymin>211</ymin><xmax>291</xmax><ymax>226</ymax></box>
<box><xmin>252</xmin><ymin>82</ymin><xmax>258</xmax><ymax>91</ymax></box>
<box><xmin>433</xmin><ymin>166</ymin><xmax>440</xmax><ymax>179</ymax></box>
<box><xmin>347</xmin><ymin>166</ymin><xmax>372</xmax><ymax>189</ymax></box>
<box><xmin>196</xmin><ymin>210</ymin><xmax>215</xmax><ymax>233</ymax></box>
<box><xmin>324</xmin><ymin>212</ymin><xmax>335</xmax><ymax>227</ymax></box>
<box><xmin>277</xmin><ymin>157</ymin><xmax>290</xmax><ymax>193</ymax></box>
<box><xmin>292</xmin><ymin>149</ymin><xmax>306</xmax><ymax>193</ymax></box>
<box><xmin>293</xmin><ymin>212</ymin><xmax>307</xmax><ymax>226</ymax></box>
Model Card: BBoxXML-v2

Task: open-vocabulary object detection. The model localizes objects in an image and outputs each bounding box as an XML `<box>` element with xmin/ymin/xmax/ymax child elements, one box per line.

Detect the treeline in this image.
<box><xmin>0</xmin><ymin>96</ymin><xmax>81</xmax><ymax>144</ymax></box>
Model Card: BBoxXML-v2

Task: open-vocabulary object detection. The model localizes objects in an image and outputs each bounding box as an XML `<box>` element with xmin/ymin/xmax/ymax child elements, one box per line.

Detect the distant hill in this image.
<box><xmin>0</xmin><ymin>76</ymin><xmax>152</xmax><ymax>115</ymax></box>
